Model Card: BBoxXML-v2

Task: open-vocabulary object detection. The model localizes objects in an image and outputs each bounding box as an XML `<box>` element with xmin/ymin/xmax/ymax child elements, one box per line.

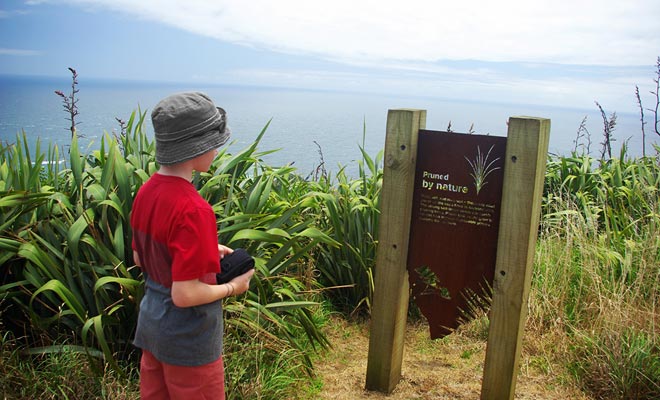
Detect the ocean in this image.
<box><xmin>0</xmin><ymin>75</ymin><xmax>652</xmax><ymax>176</ymax></box>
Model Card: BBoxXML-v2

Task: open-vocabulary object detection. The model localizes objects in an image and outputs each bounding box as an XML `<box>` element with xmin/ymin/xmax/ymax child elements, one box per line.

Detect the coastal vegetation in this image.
<box><xmin>1</xmin><ymin>60</ymin><xmax>659</xmax><ymax>399</ymax></box>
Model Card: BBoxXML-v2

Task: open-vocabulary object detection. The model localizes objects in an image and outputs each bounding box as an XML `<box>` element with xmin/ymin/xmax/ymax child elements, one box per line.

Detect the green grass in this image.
<box><xmin>0</xmin><ymin>327</ymin><xmax>139</xmax><ymax>399</ymax></box>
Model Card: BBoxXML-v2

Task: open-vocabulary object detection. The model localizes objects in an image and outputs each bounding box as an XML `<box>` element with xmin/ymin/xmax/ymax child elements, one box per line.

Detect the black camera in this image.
<box><xmin>216</xmin><ymin>248</ymin><xmax>255</xmax><ymax>284</ymax></box>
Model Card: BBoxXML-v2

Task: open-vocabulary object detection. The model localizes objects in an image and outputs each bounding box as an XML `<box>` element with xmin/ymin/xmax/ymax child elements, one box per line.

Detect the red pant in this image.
<box><xmin>140</xmin><ymin>350</ymin><xmax>225</xmax><ymax>400</ymax></box>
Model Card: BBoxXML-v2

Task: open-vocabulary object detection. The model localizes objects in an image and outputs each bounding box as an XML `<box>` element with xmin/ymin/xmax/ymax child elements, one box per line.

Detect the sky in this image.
<box><xmin>1</xmin><ymin>0</ymin><xmax>659</xmax><ymax>113</ymax></box>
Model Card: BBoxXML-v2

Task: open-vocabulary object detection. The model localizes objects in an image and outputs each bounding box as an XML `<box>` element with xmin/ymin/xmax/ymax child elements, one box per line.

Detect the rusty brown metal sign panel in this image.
<box><xmin>408</xmin><ymin>129</ymin><xmax>507</xmax><ymax>338</ymax></box>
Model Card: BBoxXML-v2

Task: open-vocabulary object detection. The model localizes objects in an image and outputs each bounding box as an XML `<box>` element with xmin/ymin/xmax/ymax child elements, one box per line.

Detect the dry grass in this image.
<box><xmin>313</xmin><ymin>315</ymin><xmax>591</xmax><ymax>400</ymax></box>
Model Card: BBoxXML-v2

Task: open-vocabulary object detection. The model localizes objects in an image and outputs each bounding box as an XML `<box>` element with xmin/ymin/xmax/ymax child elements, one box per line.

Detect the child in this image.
<box><xmin>130</xmin><ymin>92</ymin><xmax>254</xmax><ymax>399</ymax></box>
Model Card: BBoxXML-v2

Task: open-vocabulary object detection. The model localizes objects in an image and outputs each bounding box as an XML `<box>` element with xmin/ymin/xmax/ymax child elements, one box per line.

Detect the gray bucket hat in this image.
<box><xmin>151</xmin><ymin>92</ymin><xmax>231</xmax><ymax>165</ymax></box>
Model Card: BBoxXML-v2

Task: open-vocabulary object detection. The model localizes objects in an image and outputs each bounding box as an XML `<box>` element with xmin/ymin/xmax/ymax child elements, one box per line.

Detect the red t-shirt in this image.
<box><xmin>131</xmin><ymin>173</ymin><xmax>219</xmax><ymax>287</ymax></box>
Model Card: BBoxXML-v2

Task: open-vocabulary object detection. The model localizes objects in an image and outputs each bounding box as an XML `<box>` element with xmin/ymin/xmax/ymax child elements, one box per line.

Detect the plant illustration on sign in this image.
<box><xmin>465</xmin><ymin>145</ymin><xmax>501</xmax><ymax>195</ymax></box>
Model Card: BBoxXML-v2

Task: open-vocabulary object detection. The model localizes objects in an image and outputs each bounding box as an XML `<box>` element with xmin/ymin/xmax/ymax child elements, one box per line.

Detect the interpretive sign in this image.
<box><xmin>366</xmin><ymin>110</ymin><xmax>550</xmax><ymax>400</ymax></box>
<box><xmin>408</xmin><ymin>130</ymin><xmax>506</xmax><ymax>338</ymax></box>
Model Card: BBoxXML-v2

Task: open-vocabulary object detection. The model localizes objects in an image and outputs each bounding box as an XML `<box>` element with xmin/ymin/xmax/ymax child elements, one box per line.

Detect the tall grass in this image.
<box><xmin>532</xmin><ymin>148</ymin><xmax>660</xmax><ymax>399</ymax></box>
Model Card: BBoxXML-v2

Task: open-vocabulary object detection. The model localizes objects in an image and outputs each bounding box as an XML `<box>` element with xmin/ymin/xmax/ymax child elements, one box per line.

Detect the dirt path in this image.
<box><xmin>314</xmin><ymin>316</ymin><xmax>590</xmax><ymax>400</ymax></box>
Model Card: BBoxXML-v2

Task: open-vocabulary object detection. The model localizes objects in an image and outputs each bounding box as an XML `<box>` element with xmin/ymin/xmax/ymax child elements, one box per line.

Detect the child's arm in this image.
<box><xmin>133</xmin><ymin>250</ymin><xmax>142</xmax><ymax>267</ymax></box>
<box><xmin>171</xmin><ymin>268</ymin><xmax>254</xmax><ymax>308</ymax></box>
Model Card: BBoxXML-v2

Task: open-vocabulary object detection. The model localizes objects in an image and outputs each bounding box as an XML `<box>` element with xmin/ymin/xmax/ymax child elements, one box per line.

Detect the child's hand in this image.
<box><xmin>218</xmin><ymin>244</ymin><xmax>233</xmax><ymax>259</ymax></box>
<box><xmin>229</xmin><ymin>268</ymin><xmax>255</xmax><ymax>295</ymax></box>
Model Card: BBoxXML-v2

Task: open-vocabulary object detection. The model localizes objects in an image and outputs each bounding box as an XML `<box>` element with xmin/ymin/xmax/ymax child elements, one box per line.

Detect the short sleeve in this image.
<box><xmin>168</xmin><ymin>206</ymin><xmax>220</xmax><ymax>281</ymax></box>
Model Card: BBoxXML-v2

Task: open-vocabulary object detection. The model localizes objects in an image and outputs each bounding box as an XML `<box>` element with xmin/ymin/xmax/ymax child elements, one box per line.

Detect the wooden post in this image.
<box><xmin>366</xmin><ymin>109</ymin><xmax>426</xmax><ymax>393</ymax></box>
<box><xmin>481</xmin><ymin>117</ymin><xmax>550</xmax><ymax>399</ymax></box>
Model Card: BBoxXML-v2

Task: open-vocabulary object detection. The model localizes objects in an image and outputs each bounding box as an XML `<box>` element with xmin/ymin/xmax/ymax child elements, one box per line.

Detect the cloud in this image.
<box><xmin>220</xmin><ymin>61</ymin><xmax>649</xmax><ymax>112</ymax></box>
<box><xmin>0</xmin><ymin>7</ymin><xmax>31</xmax><ymax>18</ymax></box>
<box><xmin>0</xmin><ymin>48</ymin><xmax>41</xmax><ymax>56</ymax></box>
<box><xmin>55</xmin><ymin>0</ymin><xmax>659</xmax><ymax>67</ymax></box>
<box><xmin>19</xmin><ymin>0</ymin><xmax>654</xmax><ymax>113</ymax></box>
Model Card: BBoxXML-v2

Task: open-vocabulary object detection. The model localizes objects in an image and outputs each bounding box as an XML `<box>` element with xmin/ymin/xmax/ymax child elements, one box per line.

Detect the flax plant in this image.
<box><xmin>311</xmin><ymin>133</ymin><xmax>383</xmax><ymax>315</ymax></box>
<box><xmin>2</xmin><ymin>115</ymin><xmax>334</xmax><ymax>397</ymax></box>
<box><xmin>2</xmin><ymin>130</ymin><xmax>146</xmax><ymax>372</ymax></box>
